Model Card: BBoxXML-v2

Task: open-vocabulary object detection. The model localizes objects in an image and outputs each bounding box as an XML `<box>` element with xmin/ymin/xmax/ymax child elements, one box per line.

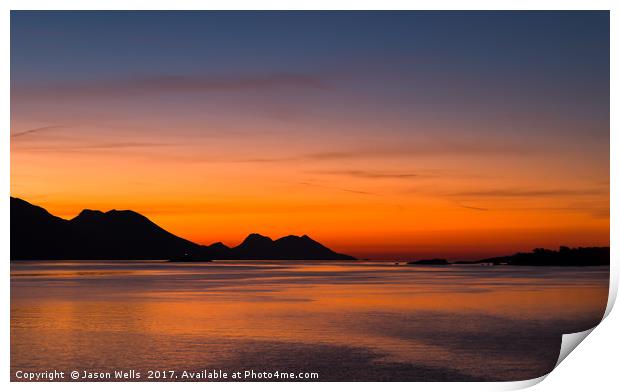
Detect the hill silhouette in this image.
<box><xmin>479</xmin><ymin>246</ymin><xmax>609</xmax><ymax>266</ymax></box>
<box><xmin>449</xmin><ymin>246</ymin><xmax>609</xmax><ymax>266</ymax></box>
<box><xmin>10</xmin><ymin>197</ymin><xmax>356</xmax><ymax>261</ymax></box>
<box><xmin>234</xmin><ymin>233</ymin><xmax>354</xmax><ymax>260</ymax></box>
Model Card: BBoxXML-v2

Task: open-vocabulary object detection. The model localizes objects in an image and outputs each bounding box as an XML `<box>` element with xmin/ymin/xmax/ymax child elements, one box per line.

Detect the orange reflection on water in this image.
<box><xmin>11</xmin><ymin>261</ymin><xmax>608</xmax><ymax>381</ymax></box>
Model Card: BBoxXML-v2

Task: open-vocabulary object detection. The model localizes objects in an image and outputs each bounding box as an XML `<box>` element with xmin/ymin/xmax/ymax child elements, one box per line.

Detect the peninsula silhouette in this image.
<box><xmin>10</xmin><ymin>197</ymin><xmax>356</xmax><ymax>261</ymax></box>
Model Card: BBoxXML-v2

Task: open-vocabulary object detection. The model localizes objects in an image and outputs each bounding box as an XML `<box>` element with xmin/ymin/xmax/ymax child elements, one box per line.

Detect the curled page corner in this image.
<box><xmin>500</xmin><ymin>374</ymin><xmax>548</xmax><ymax>390</ymax></box>
<box><xmin>503</xmin><ymin>327</ymin><xmax>598</xmax><ymax>390</ymax></box>
<box><xmin>603</xmin><ymin>277</ymin><xmax>617</xmax><ymax>319</ymax></box>
<box><xmin>555</xmin><ymin>327</ymin><xmax>595</xmax><ymax>368</ymax></box>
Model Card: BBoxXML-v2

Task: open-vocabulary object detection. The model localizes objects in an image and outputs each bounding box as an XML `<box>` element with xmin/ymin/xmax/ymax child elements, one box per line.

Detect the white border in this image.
<box><xmin>2</xmin><ymin>2</ymin><xmax>617</xmax><ymax>391</ymax></box>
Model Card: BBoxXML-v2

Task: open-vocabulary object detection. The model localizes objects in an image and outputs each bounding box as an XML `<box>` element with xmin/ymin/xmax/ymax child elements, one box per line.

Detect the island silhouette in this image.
<box><xmin>10</xmin><ymin>197</ymin><xmax>609</xmax><ymax>265</ymax></box>
<box><xmin>10</xmin><ymin>197</ymin><xmax>355</xmax><ymax>260</ymax></box>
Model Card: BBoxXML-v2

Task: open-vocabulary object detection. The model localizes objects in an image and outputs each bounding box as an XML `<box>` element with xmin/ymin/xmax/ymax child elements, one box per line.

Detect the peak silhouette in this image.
<box><xmin>232</xmin><ymin>232</ymin><xmax>354</xmax><ymax>260</ymax></box>
<box><xmin>10</xmin><ymin>197</ymin><xmax>356</xmax><ymax>261</ymax></box>
<box><xmin>73</xmin><ymin>209</ymin><xmax>105</xmax><ymax>220</ymax></box>
<box><xmin>239</xmin><ymin>233</ymin><xmax>274</xmax><ymax>246</ymax></box>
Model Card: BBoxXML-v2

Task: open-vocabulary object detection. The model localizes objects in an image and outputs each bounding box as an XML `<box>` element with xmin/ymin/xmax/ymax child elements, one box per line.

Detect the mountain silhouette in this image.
<box><xmin>10</xmin><ymin>197</ymin><xmax>356</xmax><ymax>261</ymax></box>
<box><xmin>207</xmin><ymin>241</ymin><xmax>233</xmax><ymax>259</ymax></box>
<box><xmin>234</xmin><ymin>233</ymin><xmax>355</xmax><ymax>260</ymax></box>
<box><xmin>11</xmin><ymin>197</ymin><xmax>208</xmax><ymax>260</ymax></box>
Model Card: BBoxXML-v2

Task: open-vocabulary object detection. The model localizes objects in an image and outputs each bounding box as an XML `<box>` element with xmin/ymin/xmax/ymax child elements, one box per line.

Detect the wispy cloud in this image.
<box><xmin>307</xmin><ymin>169</ymin><xmax>420</xmax><ymax>179</ymax></box>
<box><xmin>457</xmin><ymin>202</ymin><xmax>490</xmax><ymax>211</ymax></box>
<box><xmin>10</xmin><ymin>125</ymin><xmax>63</xmax><ymax>138</ymax></box>
<box><xmin>449</xmin><ymin>188</ymin><xmax>607</xmax><ymax>198</ymax></box>
<box><xmin>235</xmin><ymin>157</ymin><xmax>294</xmax><ymax>163</ymax></box>
<box><xmin>17</xmin><ymin>73</ymin><xmax>329</xmax><ymax>99</ymax></box>
<box><xmin>234</xmin><ymin>142</ymin><xmax>539</xmax><ymax>164</ymax></box>
<box><xmin>298</xmin><ymin>181</ymin><xmax>380</xmax><ymax>196</ymax></box>
<box><xmin>447</xmin><ymin>187</ymin><xmax>609</xmax><ymax>217</ymax></box>
<box><xmin>452</xmin><ymin>200</ymin><xmax>608</xmax><ymax>219</ymax></box>
<box><xmin>13</xmin><ymin>141</ymin><xmax>176</xmax><ymax>153</ymax></box>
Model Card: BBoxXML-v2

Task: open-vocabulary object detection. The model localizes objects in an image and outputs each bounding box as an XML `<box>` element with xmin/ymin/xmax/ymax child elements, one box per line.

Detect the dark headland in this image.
<box><xmin>10</xmin><ymin>197</ymin><xmax>355</xmax><ymax>261</ymax></box>
<box><xmin>453</xmin><ymin>246</ymin><xmax>609</xmax><ymax>267</ymax></box>
<box><xmin>406</xmin><ymin>247</ymin><xmax>609</xmax><ymax>267</ymax></box>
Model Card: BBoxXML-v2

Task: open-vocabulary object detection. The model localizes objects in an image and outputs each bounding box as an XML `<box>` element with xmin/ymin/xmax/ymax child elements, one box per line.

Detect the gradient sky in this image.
<box><xmin>10</xmin><ymin>11</ymin><xmax>610</xmax><ymax>259</ymax></box>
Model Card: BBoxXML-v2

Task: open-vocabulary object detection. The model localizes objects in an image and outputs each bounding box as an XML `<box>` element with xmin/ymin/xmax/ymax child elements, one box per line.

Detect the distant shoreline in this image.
<box><xmin>10</xmin><ymin>252</ymin><xmax>610</xmax><ymax>267</ymax></box>
<box><xmin>10</xmin><ymin>197</ymin><xmax>609</xmax><ymax>266</ymax></box>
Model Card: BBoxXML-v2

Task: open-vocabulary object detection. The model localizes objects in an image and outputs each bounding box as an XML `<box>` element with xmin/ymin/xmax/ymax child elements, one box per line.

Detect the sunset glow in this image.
<box><xmin>11</xmin><ymin>11</ymin><xmax>609</xmax><ymax>259</ymax></box>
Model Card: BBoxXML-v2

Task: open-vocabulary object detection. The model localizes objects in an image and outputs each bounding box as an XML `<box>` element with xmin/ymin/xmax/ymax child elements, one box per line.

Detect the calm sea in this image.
<box><xmin>10</xmin><ymin>260</ymin><xmax>608</xmax><ymax>381</ymax></box>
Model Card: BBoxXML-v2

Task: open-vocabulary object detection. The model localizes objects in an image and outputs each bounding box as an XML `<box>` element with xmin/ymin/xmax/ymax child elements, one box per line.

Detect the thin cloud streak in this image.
<box><xmin>234</xmin><ymin>142</ymin><xmax>541</xmax><ymax>164</ymax></box>
<box><xmin>16</xmin><ymin>73</ymin><xmax>329</xmax><ymax>99</ymax></box>
<box><xmin>298</xmin><ymin>181</ymin><xmax>380</xmax><ymax>196</ymax></box>
<box><xmin>13</xmin><ymin>141</ymin><xmax>177</xmax><ymax>153</ymax></box>
<box><xmin>457</xmin><ymin>203</ymin><xmax>490</xmax><ymax>211</ymax></box>
<box><xmin>451</xmin><ymin>202</ymin><xmax>608</xmax><ymax>219</ymax></box>
<box><xmin>450</xmin><ymin>188</ymin><xmax>608</xmax><ymax>198</ymax></box>
<box><xmin>11</xmin><ymin>125</ymin><xmax>63</xmax><ymax>138</ymax></box>
<box><xmin>307</xmin><ymin>169</ymin><xmax>420</xmax><ymax>179</ymax></box>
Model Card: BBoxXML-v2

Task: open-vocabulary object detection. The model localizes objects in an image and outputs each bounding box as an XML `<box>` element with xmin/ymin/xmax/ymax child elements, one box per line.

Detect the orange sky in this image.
<box><xmin>10</xmin><ymin>126</ymin><xmax>609</xmax><ymax>259</ymax></box>
<box><xmin>10</xmin><ymin>12</ymin><xmax>609</xmax><ymax>259</ymax></box>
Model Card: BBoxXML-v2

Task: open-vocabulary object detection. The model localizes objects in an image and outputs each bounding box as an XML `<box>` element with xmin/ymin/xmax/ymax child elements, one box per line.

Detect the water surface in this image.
<box><xmin>11</xmin><ymin>260</ymin><xmax>608</xmax><ymax>381</ymax></box>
